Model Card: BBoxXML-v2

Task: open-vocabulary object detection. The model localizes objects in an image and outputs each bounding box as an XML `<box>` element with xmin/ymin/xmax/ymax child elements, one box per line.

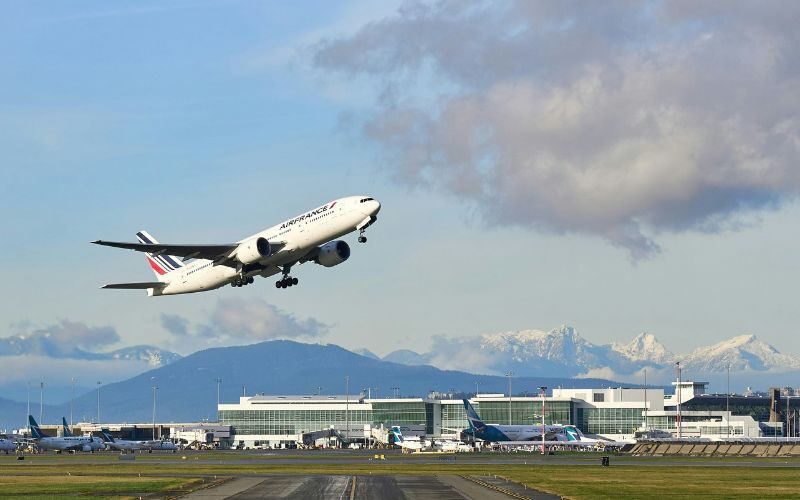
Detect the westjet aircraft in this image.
<box><xmin>390</xmin><ymin>426</ymin><xmax>428</xmax><ymax>451</ymax></box>
<box><xmin>93</xmin><ymin>195</ymin><xmax>381</xmax><ymax>295</ymax></box>
<box><xmin>28</xmin><ymin>416</ymin><xmax>103</xmax><ymax>452</ymax></box>
<box><xmin>99</xmin><ymin>428</ymin><xmax>178</xmax><ymax>453</ymax></box>
<box><xmin>0</xmin><ymin>438</ymin><xmax>15</xmax><ymax>454</ymax></box>
<box><xmin>463</xmin><ymin>399</ymin><xmax>567</xmax><ymax>442</ymax></box>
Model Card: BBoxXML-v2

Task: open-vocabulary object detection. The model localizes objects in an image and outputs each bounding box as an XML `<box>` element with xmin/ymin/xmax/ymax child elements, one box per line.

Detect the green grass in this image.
<box><xmin>2</xmin><ymin>453</ymin><xmax>800</xmax><ymax>499</ymax></box>
<box><xmin>0</xmin><ymin>475</ymin><xmax>204</xmax><ymax>499</ymax></box>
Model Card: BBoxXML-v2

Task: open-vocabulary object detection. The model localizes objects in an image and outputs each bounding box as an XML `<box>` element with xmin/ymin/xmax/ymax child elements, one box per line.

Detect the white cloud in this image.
<box><xmin>313</xmin><ymin>0</ymin><xmax>800</xmax><ymax>259</ymax></box>
<box><xmin>161</xmin><ymin>297</ymin><xmax>328</xmax><ymax>350</ymax></box>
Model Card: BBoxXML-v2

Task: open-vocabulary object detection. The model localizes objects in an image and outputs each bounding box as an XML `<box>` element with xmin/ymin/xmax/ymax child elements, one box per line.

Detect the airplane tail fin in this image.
<box><xmin>99</xmin><ymin>428</ymin><xmax>114</xmax><ymax>443</ymax></box>
<box><xmin>136</xmin><ymin>230</ymin><xmax>184</xmax><ymax>282</ymax></box>
<box><xmin>462</xmin><ymin>399</ymin><xmax>485</xmax><ymax>431</ymax></box>
<box><xmin>390</xmin><ymin>426</ymin><xmax>404</xmax><ymax>443</ymax></box>
<box><xmin>62</xmin><ymin>417</ymin><xmax>72</xmax><ymax>437</ymax></box>
<box><xmin>28</xmin><ymin>415</ymin><xmax>43</xmax><ymax>439</ymax></box>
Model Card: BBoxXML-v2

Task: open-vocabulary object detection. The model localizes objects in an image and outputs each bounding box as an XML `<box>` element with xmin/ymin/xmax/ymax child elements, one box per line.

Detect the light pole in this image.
<box><xmin>70</xmin><ymin>377</ymin><xmax>76</xmax><ymax>427</ymax></box>
<box><xmin>152</xmin><ymin>384</ymin><xmax>158</xmax><ymax>440</ymax></box>
<box><xmin>96</xmin><ymin>381</ymin><xmax>102</xmax><ymax>423</ymax></box>
<box><xmin>215</xmin><ymin>378</ymin><xmax>223</xmax><ymax>421</ymax></box>
<box><xmin>344</xmin><ymin>375</ymin><xmax>350</xmax><ymax>449</ymax></box>
<box><xmin>675</xmin><ymin>362</ymin><xmax>681</xmax><ymax>439</ymax></box>
<box><xmin>726</xmin><ymin>363</ymin><xmax>730</xmax><ymax>439</ymax></box>
<box><xmin>644</xmin><ymin>369</ymin><xmax>648</xmax><ymax>432</ymax></box>
<box><xmin>391</xmin><ymin>387</ymin><xmax>400</xmax><ymax>398</ymax></box>
<box><xmin>475</xmin><ymin>380</ymin><xmax>480</xmax><ymax>397</ymax></box>
<box><xmin>26</xmin><ymin>381</ymin><xmax>30</xmax><ymax>429</ymax></box>
<box><xmin>39</xmin><ymin>380</ymin><xmax>44</xmax><ymax>425</ymax></box>
<box><xmin>539</xmin><ymin>386</ymin><xmax>547</xmax><ymax>455</ymax></box>
<box><xmin>505</xmin><ymin>372</ymin><xmax>513</xmax><ymax>425</ymax></box>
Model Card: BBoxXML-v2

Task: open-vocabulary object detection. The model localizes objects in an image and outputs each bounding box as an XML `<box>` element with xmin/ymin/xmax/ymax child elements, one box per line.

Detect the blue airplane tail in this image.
<box><xmin>390</xmin><ymin>426</ymin><xmax>404</xmax><ymax>443</ymax></box>
<box><xmin>462</xmin><ymin>399</ymin><xmax>486</xmax><ymax>431</ymax></box>
<box><xmin>99</xmin><ymin>428</ymin><xmax>114</xmax><ymax>443</ymax></box>
<box><xmin>62</xmin><ymin>417</ymin><xmax>72</xmax><ymax>437</ymax></box>
<box><xmin>28</xmin><ymin>415</ymin><xmax>43</xmax><ymax>439</ymax></box>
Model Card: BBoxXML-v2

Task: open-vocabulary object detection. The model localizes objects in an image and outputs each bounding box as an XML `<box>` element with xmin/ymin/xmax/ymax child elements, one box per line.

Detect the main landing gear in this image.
<box><xmin>275</xmin><ymin>276</ymin><xmax>298</xmax><ymax>289</ymax></box>
<box><xmin>275</xmin><ymin>265</ymin><xmax>298</xmax><ymax>289</ymax></box>
<box><xmin>231</xmin><ymin>276</ymin><xmax>254</xmax><ymax>288</ymax></box>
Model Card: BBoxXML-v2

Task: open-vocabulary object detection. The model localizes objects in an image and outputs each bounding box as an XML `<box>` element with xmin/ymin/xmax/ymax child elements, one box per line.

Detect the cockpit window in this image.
<box><xmin>359</xmin><ymin>197</ymin><xmax>374</xmax><ymax>203</ymax></box>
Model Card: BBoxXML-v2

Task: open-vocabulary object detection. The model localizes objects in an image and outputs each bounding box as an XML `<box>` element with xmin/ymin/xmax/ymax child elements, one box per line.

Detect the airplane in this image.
<box><xmin>99</xmin><ymin>428</ymin><xmax>145</xmax><ymax>452</ymax></box>
<box><xmin>0</xmin><ymin>437</ymin><xmax>15</xmax><ymax>454</ymax></box>
<box><xmin>99</xmin><ymin>428</ymin><xmax>178</xmax><ymax>453</ymax></box>
<box><xmin>27</xmin><ymin>416</ymin><xmax>103</xmax><ymax>452</ymax></box>
<box><xmin>62</xmin><ymin>417</ymin><xmax>72</xmax><ymax>437</ymax></box>
<box><xmin>462</xmin><ymin>399</ymin><xmax>567</xmax><ymax>442</ymax></box>
<box><xmin>92</xmin><ymin>195</ymin><xmax>381</xmax><ymax>296</ymax></box>
<box><xmin>390</xmin><ymin>426</ymin><xmax>428</xmax><ymax>452</ymax></box>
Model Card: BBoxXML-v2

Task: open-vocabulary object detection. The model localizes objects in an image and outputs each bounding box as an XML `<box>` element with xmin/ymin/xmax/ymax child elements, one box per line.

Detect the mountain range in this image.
<box><xmin>0</xmin><ymin>340</ymin><xmax>623</xmax><ymax>431</ymax></box>
<box><xmin>378</xmin><ymin>325</ymin><xmax>800</xmax><ymax>378</ymax></box>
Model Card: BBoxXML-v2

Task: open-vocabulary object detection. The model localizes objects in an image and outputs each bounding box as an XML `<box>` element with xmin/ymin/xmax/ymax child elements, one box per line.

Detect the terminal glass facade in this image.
<box><xmin>219</xmin><ymin>408</ymin><xmax>372</xmax><ymax>436</ymax></box>
<box><xmin>371</xmin><ymin>402</ymin><xmax>427</xmax><ymax>427</ymax></box>
<box><xmin>577</xmin><ymin>407</ymin><xmax>643</xmax><ymax>435</ymax></box>
<box><xmin>441</xmin><ymin>404</ymin><xmax>468</xmax><ymax>434</ymax></box>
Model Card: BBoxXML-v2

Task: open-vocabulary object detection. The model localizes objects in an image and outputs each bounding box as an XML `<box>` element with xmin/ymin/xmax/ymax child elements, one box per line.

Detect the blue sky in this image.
<box><xmin>2</xmin><ymin>0</ymin><xmax>799</xmax><ymax>381</ymax></box>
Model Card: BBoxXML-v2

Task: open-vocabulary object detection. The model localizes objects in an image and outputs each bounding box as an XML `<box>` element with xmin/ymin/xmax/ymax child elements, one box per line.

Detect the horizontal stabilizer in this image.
<box><xmin>102</xmin><ymin>282</ymin><xmax>167</xmax><ymax>290</ymax></box>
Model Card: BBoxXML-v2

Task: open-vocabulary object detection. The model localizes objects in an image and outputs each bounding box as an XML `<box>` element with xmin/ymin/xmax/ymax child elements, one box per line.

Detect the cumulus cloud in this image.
<box><xmin>313</xmin><ymin>0</ymin><xmax>800</xmax><ymax>259</ymax></box>
<box><xmin>424</xmin><ymin>335</ymin><xmax>504</xmax><ymax>375</ymax></box>
<box><xmin>160</xmin><ymin>298</ymin><xmax>328</xmax><ymax>349</ymax></box>
<box><xmin>0</xmin><ymin>320</ymin><xmax>120</xmax><ymax>358</ymax></box>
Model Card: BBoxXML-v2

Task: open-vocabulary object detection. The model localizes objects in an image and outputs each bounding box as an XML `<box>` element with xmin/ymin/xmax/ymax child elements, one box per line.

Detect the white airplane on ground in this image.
<box><xmin>28</xmin><ymin>416</ymin><xmax>103</xmax><ymax>452</ymax></box>
<box><xmin>462</xmin><ymin>399</ymin><xmax>567</xmax><ymax>442</ymax></box>
<box><xmin>92</xmin><ymin>195</ymin><xmax>381</xmax><ymax>296</ymax></box>
<box><xmin>390</xmin><ymin>426</ymin><xmax>430</xmax><ymax>452</ymax></box>
<box><xmin>0</xmin><ymin>438</ymin><xmax>15</xmax><ymax>454</ymax></box>
<box><xmin>99</xmin><ymin>428</ymin><xmax>178</xmax><ymax>452</ymax></box>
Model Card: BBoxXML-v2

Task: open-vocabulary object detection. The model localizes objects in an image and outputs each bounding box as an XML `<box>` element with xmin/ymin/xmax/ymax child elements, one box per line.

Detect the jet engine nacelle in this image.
<box><xmin>82</xmin><ymin>444</ymin><xmax>92</xmax><ymax>452</ymax></box>
<box><xmin>316</xmin><ymin>240</ymin><xmax>350</xmax><ymax>267</ymax></box>
<box><xmin>237</xmin><ymin>237</ymin><xmax>273</xmax><ymax>264</ymax></box>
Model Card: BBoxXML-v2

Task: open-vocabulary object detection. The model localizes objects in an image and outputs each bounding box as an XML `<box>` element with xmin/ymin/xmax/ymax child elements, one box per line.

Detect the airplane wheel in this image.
<box><xmin>292</xmin><ymin>278</ymin><xmax>298</xmax><ymax>286</ymax></box>
<box><xmin>275</xmin><ymin>281</ymin><xmax>281</xmax><ymax>288</ymax></box>
<box><xmin>358</xmin><ymin>236</ymin><xmax>367</xmax><ymax>243</ymax></box>
<box><xmin>247</xmin><ymin>277</ymin><xmax>254</xmax><ymax>284</ymax></box>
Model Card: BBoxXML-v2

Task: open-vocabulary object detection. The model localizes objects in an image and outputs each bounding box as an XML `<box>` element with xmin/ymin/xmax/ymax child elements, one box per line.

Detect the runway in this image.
<box><xmin>183</xmin><ymin>474</ymin><xmax>558</xmax><ymax>499</ymax></box>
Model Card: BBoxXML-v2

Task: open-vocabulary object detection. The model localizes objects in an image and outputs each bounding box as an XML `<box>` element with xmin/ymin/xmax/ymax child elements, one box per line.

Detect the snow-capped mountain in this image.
<box><xmin>359</xmin><ymin>326</ymin><xmax>800</xmax><ymax>379</ymax></box>
<box><xmin>107</xmin><ymin>346</ymin><xmax>182</xmax><ymax>366</ymax></box>
<box><xmin>611</xmin><ymin>332</ymin><xmax>674</xmax><ymax>365</ymax></box>
<box><xmin>682</xmin><ymin>335</ymin><xmax>800</xmax><ymax>372</ymax></box>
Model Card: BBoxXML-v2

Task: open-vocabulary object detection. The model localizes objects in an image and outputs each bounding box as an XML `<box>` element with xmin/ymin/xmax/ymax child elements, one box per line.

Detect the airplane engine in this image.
<box><xmin>237</xmin><ymin>237</ymin><xmax>273</xmax><ymax>264</ymax></box>
<box><xmin>316</xmin><ymin>240</ymin><xmax>350</xmax><ymax>267</ymax></box>
<box><xmin>82</xmin><ymin>444</ymin><xmax>92</xmax><ymax>452</ymax></box>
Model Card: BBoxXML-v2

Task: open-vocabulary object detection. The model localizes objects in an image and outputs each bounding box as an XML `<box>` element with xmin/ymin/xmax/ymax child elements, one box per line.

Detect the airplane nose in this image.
<box><xmin>371</xmin><ymin>200</ymin><xmax>381</xmax><ymax>216</ymax></box>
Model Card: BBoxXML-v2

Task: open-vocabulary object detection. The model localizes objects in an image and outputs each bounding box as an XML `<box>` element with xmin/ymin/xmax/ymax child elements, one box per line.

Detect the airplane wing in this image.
<box><xmin>92</xmin><ymin>240</ymin><xmax>239</xmax><ymax>266</ymax></box>
<box><xmin>102</xmin><ymin>282</ymin><xmax>167</xmax><ymax>290</ymax></box>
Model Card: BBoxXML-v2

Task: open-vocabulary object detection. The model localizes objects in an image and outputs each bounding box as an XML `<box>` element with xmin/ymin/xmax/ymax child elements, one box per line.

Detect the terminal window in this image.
<box><xmin>593</xmin><ymin>393</ymin><xmax>605</xmax><ymax>403</ymax></box>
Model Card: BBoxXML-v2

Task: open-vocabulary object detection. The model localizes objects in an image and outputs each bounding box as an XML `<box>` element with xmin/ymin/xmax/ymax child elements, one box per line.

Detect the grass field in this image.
<box><xmin>2</xmin><ymin>453</ymin><xmax>800</xmax><ymax>498</ymax></box>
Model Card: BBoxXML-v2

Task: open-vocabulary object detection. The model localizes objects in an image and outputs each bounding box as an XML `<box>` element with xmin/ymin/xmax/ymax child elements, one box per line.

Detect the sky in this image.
<box><xmin>1</xmin><ymin>0</ymin><xmax>799</xmax><ymax>388</ymax></box>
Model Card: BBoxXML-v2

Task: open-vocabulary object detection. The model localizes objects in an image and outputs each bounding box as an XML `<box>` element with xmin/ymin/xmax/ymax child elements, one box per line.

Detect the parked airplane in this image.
<box><xmin>93</xmin><ymin>195</ymin><xmax>381</xmax><ymax>295</ymax></box>
<box><xmin>0</xmin><ymin>438</ymin><xmax>15</xmax><ymax>454</ymax></box>
<box><xmin>390</xmin><ymin>426</ymin><xmax>428</xmax><ymax>451</ymax></box>
<box><xmin>28</xmin><ymin>416</ymin><xmax>103</xmax><ymax>452</ymax></box>
<box><xmin>462</xmin><ymin>399</ymin><xmax>566</xmax><ymax>442</ymax></box>
<box><xmin>99</xmin><ymin>428</ymin><xmax>144</xmax><ymax>452</ymax></box>
<box><xmin>62</xmin><ymin>417</ymin><xmax>72</xmax><ymax>437</ymax></box>
<box><xmin>99</xmin><ymin>428</ymin><xmax>177</xmax><ymax>453</ymax></box>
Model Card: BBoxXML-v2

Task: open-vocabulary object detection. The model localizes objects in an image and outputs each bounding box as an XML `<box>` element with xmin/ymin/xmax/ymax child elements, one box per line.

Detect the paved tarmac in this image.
<box><xmin>183</xmin><ymin>474</ymin><xmax>553</xmax><ymax>499</ymax></box>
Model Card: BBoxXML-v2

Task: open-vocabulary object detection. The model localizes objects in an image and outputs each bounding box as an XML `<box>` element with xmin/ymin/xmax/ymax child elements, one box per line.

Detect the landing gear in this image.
<box><xmin>275</xmin><ymin>266</ymin><xmax>298</xmax><ymax>289</ymax></box>
<box><xmin>358</xmin><ymin>235</ymin><xmax>367</xmax><ymax>243</ymax></box>
<box><xmin>231</xmin><ymin>275</ymin><xmax>255</xmax><ymax>288</ymax></box>
<box><xmin>275</xmin><ymin>276</ymin><xmax>299</xmax><ymax>289</ymax></box>
<box><xmin>358</xmin><ymin>228</ymin><xmax>368</xmax><ymax>243</ymax></box>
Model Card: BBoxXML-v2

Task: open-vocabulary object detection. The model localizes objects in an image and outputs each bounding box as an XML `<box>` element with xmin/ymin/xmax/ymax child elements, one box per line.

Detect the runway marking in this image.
<box><xmin>349</xmin><ymin>475</ymin><xmax>356</xmax><ymax>500</ymax></box>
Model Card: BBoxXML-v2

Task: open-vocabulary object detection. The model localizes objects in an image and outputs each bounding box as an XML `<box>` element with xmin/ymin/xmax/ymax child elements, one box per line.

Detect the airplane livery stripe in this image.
<box><xmin>147</xmin><ymin>256</ymin><xmax>167</xmax><ymax>275</ymax></box>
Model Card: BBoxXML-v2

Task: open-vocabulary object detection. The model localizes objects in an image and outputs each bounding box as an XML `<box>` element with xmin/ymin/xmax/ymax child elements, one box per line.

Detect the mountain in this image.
<box><xmin>351</xmin><ymin>348</ymin><xmax>380</xmax><ymax>360</ymax></box>
<box><xmin>611</xmin><ymin>333</ymin><xmax>674</xmax><ymax>365</ymax></box>
<box><xmin>682</xmin><ymin>335</ymin><xmax>800</xmax><ymax>372</ymax></box>
<box><xmin>382</xmin><ymin>325</ymin><xmax>800</xmax><ymax>380</ymax></box>
<box><xmin>0</xmin><ymin>340</ymin><xmax>624</xmax><ymax>430</ymax></box>
<box><xmin>0</xmin><ymin>335</ymin><xmax>180</xmax><ymax>366</ymax></box>
<box><xmin>383</xmin><ymin>349</ymin><xmax>431</xmax><ymax>366</ymax></box>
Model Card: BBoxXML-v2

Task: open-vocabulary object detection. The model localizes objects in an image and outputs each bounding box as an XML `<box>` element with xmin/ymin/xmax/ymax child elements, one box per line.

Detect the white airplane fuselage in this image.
<box><xmin>152</xmin><ymin>196</ymin><xmax>380</xmax><ymax>296</ymax></box>
<box><xmin>37</xmin><ymin>436</ymin><xmax>102</xmax><ymax>452</ymax></box>
<box><xmin>0</xmin><ymin>439</ymin><xmax>15</xmax><ymax>453</ymax></box>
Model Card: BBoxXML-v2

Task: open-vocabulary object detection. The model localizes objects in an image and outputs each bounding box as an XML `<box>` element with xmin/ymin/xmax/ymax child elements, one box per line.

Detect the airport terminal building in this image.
<box><xmin>218</xmin><ymin>383</ymin><xmax>798</xmax><ymax>447</ymax></box>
